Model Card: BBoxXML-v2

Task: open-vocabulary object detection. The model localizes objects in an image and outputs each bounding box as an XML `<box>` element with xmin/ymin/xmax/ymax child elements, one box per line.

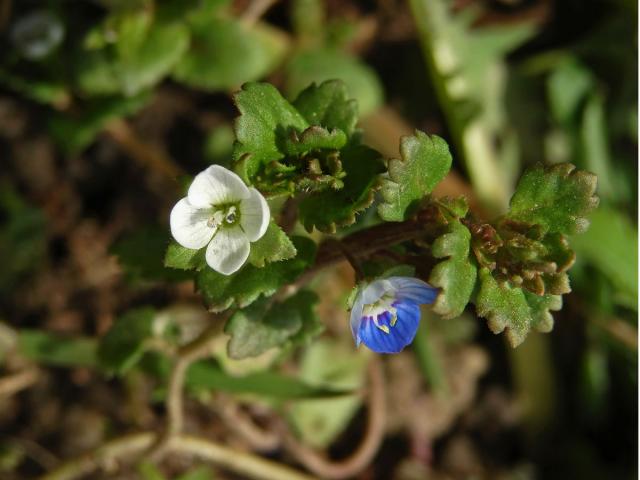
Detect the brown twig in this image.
<box><xmin>0</xmin><ymin>367</ymin><xmax>40</xmax><ymax>398</ymax></box>
<box><xmin>280</xmin><ymin>358</ymin><xmax>386</xmax><ymax>479</ymax></box>
<box><xmin>40</xmin><ymin>432</ymin><xmax>315</xmax><ymax>480</ymax></box>
<box><xmin>240</xmin><ymin>0</ymin><xmax>279</xmax><ymax>27</ymax></box>
<box><xmin>104</xmin><ymin>119</ymin><xmax>184</xmax><ymax>182</ymax></box>
<box><xmin>214</xmin><ymin>395</ymin><xmax>281</xmax><ymax>452</ymax></box>
<box><xmin>149</xmin><ymin>319</ymin><xmax>227</xmax><ymax>459</ymax></box>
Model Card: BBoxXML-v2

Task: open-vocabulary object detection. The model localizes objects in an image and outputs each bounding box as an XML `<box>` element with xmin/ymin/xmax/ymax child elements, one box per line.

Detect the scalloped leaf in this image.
<box><xmin>196</xmin><ymin>237</ymin><xmax>316</xmax><ymax>312</ymax></box>
<box><xmin>225</xmin><ymin>290</ymin><xmax>320</xmax><ymax>359</ymax></box>
<box><xmin>429</xmin><ymin>220</ymin><xmax>477</xmax><ymax>319</ymax></box>
<box><xmin>282</xmin><ymin>126</ymin><xmax>347</xmax><ymax>157</ymax></box>
<box><xmin>378</xmin><ymin>131</ymin><xmax>452</xmax><ymax>222</ymax></box>
<box><xmin>293</xmin><ymin>80</ymin><xmax>359</xmax><ymax>136</ymax></box>
<box><xmin>233</xmin><ymin>82</ymin><xmax>309</xmax><ymax>179</ymax></box>
<box><xmin>248</xmin><ymin>220</ymin><xmax>297</xmax><ymax>267</ymax></box>
<box><xmin>164</xmin><ymin>241</ymin><xmax>206</xmax><ymax>271</ymax></box>
<box><xmin>298</xmin><ymin>144</ymin><xmax>384</xmax><ymax>232</ymax></box>
<box><xmin>476</xmin><ymin>268</ymin><xmax>561</xmax><ymax>347</ymax></box>
<box><xmin>507</xmin><ymin>163</ymin><xmax>599</xmax><ymax>235</ymax></box>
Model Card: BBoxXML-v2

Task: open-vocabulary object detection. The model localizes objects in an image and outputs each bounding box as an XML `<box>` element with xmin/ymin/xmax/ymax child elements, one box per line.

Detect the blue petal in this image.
<box><xmin>387</xmin><ymin>277</ymin><xmax>438</xmax><ymax>305</ymax></box>
<box><xmin>357</xmin><ymin>301</ymin><xmax>421</xmax><ymax>354</ymax></box>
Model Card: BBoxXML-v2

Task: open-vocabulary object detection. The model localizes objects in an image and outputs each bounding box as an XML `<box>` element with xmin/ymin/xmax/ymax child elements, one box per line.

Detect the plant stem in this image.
<box><xmin>280</xmin><ymin>358</ymin><xmax>386</xmax><ymax>479</ymax></box>
<box><xmin>412</xmin><ymin>321</ymin><xmax>447</xmax><ymax>395</ymax></box>
<box><xmin>40</xmin><ymin>432</ymin><xmax>315</xmax><ymax>480</ymax></box>
<box><xmin>408</xmin><ymin>0</ymin><xmax>509</xmax><ymax>211</ymax></box>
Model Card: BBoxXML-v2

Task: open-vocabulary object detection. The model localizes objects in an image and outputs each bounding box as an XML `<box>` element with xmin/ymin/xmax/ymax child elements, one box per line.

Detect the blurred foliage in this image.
<box><xmin>0</xmin><ymin>0</ymin><xmax>636</xmax><ymax>478</ymax></box>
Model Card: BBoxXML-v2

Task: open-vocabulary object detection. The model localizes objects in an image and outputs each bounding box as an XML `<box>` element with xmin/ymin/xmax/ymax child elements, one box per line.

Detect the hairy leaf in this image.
<box><xmin>196</xmin><ymin>237</ymin><xmax>316</xmax><ymax>312</ymax></box>
<box><xmin>507</xmin><ymin>163</ymin><xmax>599</xmax><ymax>235</ymax></box>
<box><xmin>286</xmin><ymin>48</ymin><xmax>383</xmax><ymax>116</ymax></box>
<box><xmin>225</xmin><ymin>290</ymin><xmax>319</xmax><ymax>359</ymax></box>
<box><xmin>298</xmin><ymin>144</ymin><xmax>384</xmax><ymax>232</ymax></box>
<box><xmin>429</xmin><ymin>220</ymin><xmax>477</xmax><ymax>319</ymax></box>
<box><xmin>476</xmin><ymin>268</ymin><xmax>561</xmax><ymax>347</ymax></box>
<box><xmin>282</xmin><ymin>126</ymin><xmax>347</xmax><ymax>157</ymax></box>
<box><xmin>233</xmin><ymin>82</ymin><xmax>308</xmax><ymax>179</ymax></box>
<box><xmin>248</xmin><ymin>220</ymin><xmax>297</xmax><ymax>267</ymax></box>
<box><xmin>164</xmin><ymin>241</ymin><xmax>207</xmax><ymax>271</ymax></box>
<box><xmin>378</xmin><ymin>131</ymin><xmax>452</xmax><ymax>221</ymax></box>
<box><xmin>293</xmin><ymin>80</ymin><xmax>358</xmax><ymax>136</ymax></box>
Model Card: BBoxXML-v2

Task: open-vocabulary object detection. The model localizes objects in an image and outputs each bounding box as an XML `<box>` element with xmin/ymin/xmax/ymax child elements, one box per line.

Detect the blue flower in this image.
<box><xmin>350</xmin><ymin>277</ymin><xmax>438</xmax><ymax>354</ymax></box>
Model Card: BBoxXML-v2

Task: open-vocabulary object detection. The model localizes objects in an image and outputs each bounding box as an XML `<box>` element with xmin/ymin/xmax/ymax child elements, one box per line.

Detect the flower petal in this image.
<box><xmin>357</xmin><ymin>301</ymin><xmax>421</xmax><ymax>354</ymax></box>
<box><xmin>188</xmin><ymin>165</ymin><xmax>250</xmax><ymax>208</ymax></box>
<box><xmin>387</xmin><ymin>277</ymin><xmax>438</xmax><ymax>305</ymax></box>
<box><xmin>350</xmin><ymin>293</ymin><xmax>366</xmax><ymax>346</ymax></box>
<box><xmin>205</xmin><ymin>226</ymin><xmax>250</xmax><ymax>275</ymax></box>
<box><xmin>240</xmin><ymin>187</ymin><xmax>270</xmax><ymax>242</ymax></box>
<box><xmin>170</xmin><ymin>198</ymin><xmax>216</xmax><ymax>249</ymax></box>
<box><xmin>361</xmin><ymin>279</ymin><xmax>393</xmax><ymax>304</ymax></box>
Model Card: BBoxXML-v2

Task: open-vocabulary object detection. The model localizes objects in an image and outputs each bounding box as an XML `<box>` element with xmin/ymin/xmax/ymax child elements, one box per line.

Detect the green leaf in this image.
<box><xmin>287</xmin><ymin>339</ymin><xmax>369</xmax><ymax>448</ymax></box>
<box><xmin>429</xmin><ymin>220</ymin><xmax>477</xmax><ymax>319</ymax></box>
<box><xmin>507</xmin><ymin>163</ymin><xmax>599</xmax><ymax>235</ymax></box>
<box><xmin>571</xmin><ymin>206</ymin><xmax>638</xmax><ymax>309</ymax></box>
<box><xmin>18</xmin><ymin>330</ymin><xmax>97</xmax><ymax>368</ymax></box>
<box><xmin>173</xmin><ymin>18</ymin><xmax>287</xmax><ymax>91</ymax></box>
<box><xmin>113</xmin><ymin>226</ymin><xmax>191</xmax><ymax>283</ymax></box>
<box><xmin>185</xmin><ymin>359</ymin><xmax>353</xmax><ymax>399</ymax></box>
<box><xmin>48</xmin><ymin>94</ymin><xmax>149</xmax><ymax>153</ymax></box>
<box><xmin>378</xmin><ymin>131</ymin><xmax>452</xmax><ymax>222</ymax></box>
<box><xmin>285</xmin><ymin>48</ymin><xmax>383</xmax><ymax>116</ymax></box>
<box><xmin>248</xmin><ymin>221</ymin><xmax>297</xmax><ymax>267</ymax></box>
<box><xmin>164</xmin><ymin>241</ymin><xmax>206</xmax><ymax>271</ymax></box>
<box><xmin>0</xmin><ymin>68</ymin><xmax>69</xmax><ymax>107</ymax></box>
<box><xmin>292</xmin><ymin>80</ymin><xmax>358</xmax><ymax>136</ymax></box>
<box><xmin>75</xmin><ymin>12</ymin><xmax>189</xmax><ymax>96</ymax></box>
<box><xmin>175</xmin><ymin>467</ymin><xmax>214</xmax><ymax>480</ymax></box>
<box><xmin>196</xmin><ymin>237</ymin><xmax>316</xmax><ymax>312</ymax></box>
<box><xmin>0</xmin><ymin>186</ymin><xmax>47</xmax><ymax>293</ymax></box>
<box><xmin>476</xmin><ymin>268</ymin><xmax>561</xmax><ymax>347</ymax></box>
<box><xmin>547</xmin><ymin>59</ymin><xmax>594</xmax><ymax>125</ymax></box>
<box><xmin>282</xmin><ymin>126</ymin><xmax>347</xmax><ymax>157</ymax></box>
<box><xmin>232</xmin><ymin>82</ymin><xmax>308</xmax><ymax>178</ymax></box>
<box><xmin>225</xmin><ymin>290</ymin><xmax>319</xmax><ymax>359</ymax></box>
<box><xmin>98</xmin><ymin>307</ymin><xmax>156</xmax><ymax>375</ymax></box>
<box><xmin>298</xmin><ymin>144</ymin><xmax>384</xmax><ymax>232</ymax></box>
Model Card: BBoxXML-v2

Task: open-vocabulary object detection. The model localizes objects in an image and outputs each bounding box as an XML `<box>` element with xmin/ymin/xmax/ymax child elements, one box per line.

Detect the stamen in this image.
<box><xmin>225</xmin><ymin>205</ymin><xmax>237</xmax><ymax>224</ymax></box>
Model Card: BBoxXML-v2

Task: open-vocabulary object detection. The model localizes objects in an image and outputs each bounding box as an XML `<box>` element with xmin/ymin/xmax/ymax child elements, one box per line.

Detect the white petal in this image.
<box><xmin>240</xmin><ymin>187</ymin><xmax>270</xmax><ymax>242</ymax></box>
<box><xmin>170</xmin><ymin>198</ymin><xmax>216</xmax><ymax>249</ymax></box>
<box><xmin>188</xmin><ymin>165</ymin><xmax>250</xmax><ymax>208</ymax></box>
<box><xmin>205</xmin><ymin>226</ymin><xmax>250</xmax><ymax>275</ymax></box>
<box><xmin>361</xmin><ymin>279</ymin><xmax>393</xmax><ymax>304</ymax></box>
<box><xmin>349</xmin><ymin>293</ymin><xmax>366</xmax><ymax>346</ymax></box>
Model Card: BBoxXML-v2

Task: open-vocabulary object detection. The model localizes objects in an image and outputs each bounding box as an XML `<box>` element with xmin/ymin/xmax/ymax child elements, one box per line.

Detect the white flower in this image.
<box><xmin>170</xmin><ymin>165</ymin><xmax>270</xmax><ymax>275</ymax></box>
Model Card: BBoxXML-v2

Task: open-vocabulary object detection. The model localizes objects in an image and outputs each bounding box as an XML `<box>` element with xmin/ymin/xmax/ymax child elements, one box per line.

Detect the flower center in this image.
<box><xmin>362</xmin><ymin>293</ymin><xmax>397</xmax><ymax>334</ymax></box>
<box><xmin>207</xmin><ymin>204</ymin><xmax>240</xmax><ymax>229</ymax></box>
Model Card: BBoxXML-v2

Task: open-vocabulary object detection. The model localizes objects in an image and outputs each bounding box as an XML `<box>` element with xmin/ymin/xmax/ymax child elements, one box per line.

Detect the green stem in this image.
<box><xmin>408</xmin><ymin>0</ymin><xmax>509</xmax><ymax>211</ymax></box>
<box><xmin>412</xmin><ymin>320</ymin><xmax>448</xmax><ymax>395</ymax></box>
